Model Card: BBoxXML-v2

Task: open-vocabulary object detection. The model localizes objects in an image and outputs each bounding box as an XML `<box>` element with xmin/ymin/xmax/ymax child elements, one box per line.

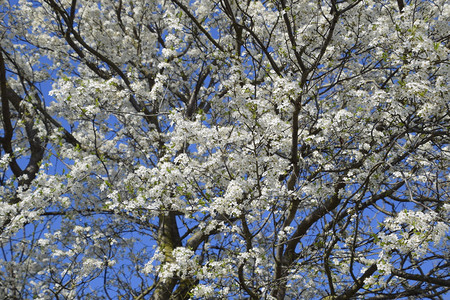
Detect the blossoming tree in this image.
<box><xmin>0</xmin><ymin>0</ymin><xmax>449</xmax><ymax>299</ymax></box>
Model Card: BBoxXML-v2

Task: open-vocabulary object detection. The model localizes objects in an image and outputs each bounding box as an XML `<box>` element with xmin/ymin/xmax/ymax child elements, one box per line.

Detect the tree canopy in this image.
<box><xmin>0</xmin><ymin>0</ymin><xmax>449</xmax><ymax>299</ymax></box>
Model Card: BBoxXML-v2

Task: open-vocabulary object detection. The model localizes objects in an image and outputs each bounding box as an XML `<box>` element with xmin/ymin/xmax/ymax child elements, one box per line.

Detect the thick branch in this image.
<box><xmin>284</xmin><ymin>180</ymin><xmax>346</xmax><ymax>259</ymax></box>
<box><xmin>391</xmin><ymin>269</ymin><xmax>450</xmax><ymax>287</ymax></box>
<box><xmin>0</xmin><ymin>48</ymin><xmax>23</xmax><ymax>180</ymax></box>
<box><xmin>151</xmin><ymin>211</ymin><xmax>182</xmax><ymax>300</ymax></box>
<box><xmin>335</xmin><ymin>264</ymin><xmax>378</xmax><ymax>299</ymax></box>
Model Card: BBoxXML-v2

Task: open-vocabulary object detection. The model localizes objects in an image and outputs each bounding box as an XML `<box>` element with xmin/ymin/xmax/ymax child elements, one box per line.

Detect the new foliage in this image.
<box><xmin>0</xmin><ymin>0</ymin><xmax>449</xmax><ymax>299</ymax></box>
